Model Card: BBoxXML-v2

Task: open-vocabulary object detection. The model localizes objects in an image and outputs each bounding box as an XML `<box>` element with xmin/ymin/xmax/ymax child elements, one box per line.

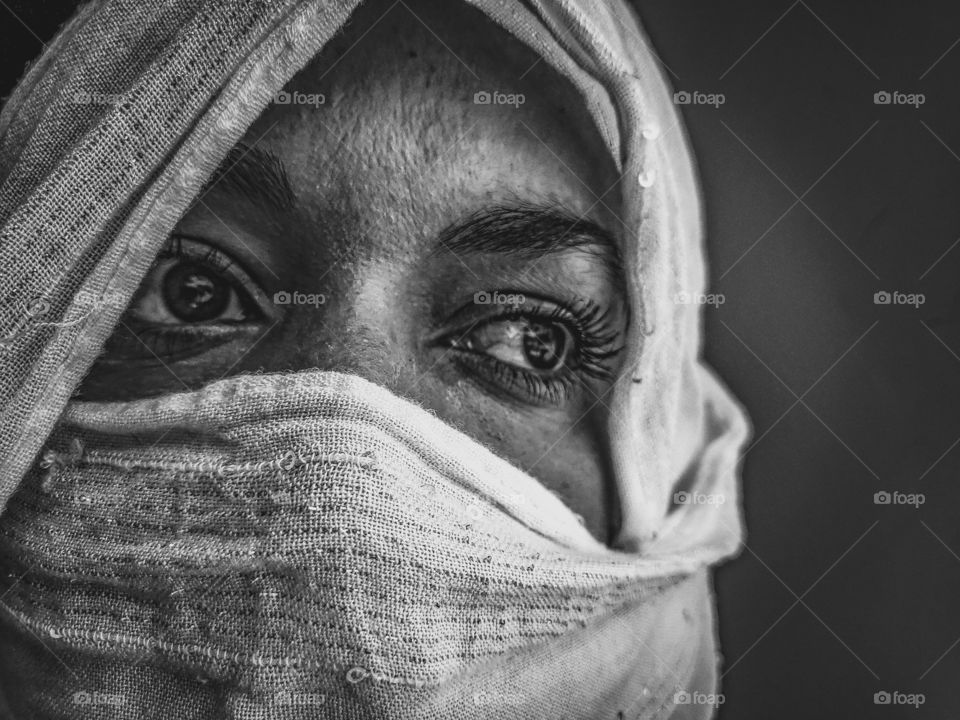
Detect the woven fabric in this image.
<box><xmin>0</xmin><ymin>0</ymin><xmax>750</xmax><ymax>717</ymax></box>
<box><xmin>1</xmin><ymin>371</ymin><xmax>718</xmax><ymax>718</ymax></box>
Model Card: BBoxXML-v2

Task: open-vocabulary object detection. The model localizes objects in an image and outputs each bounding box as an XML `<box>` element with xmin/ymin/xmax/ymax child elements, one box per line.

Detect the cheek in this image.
<box><xmin>532</xmin><ymin>432</ymin><xmax>615</xmax><ymax>542</ymax></box>
<box><xmin>238</xmin><ymin>260</ymin><xmax>430</xmax><ymax>392</ymax></box>
<box><xmin>244</xmin><ymin>304</ymin><xmax>400</xmax><ymax>379</ymax></box>
<box><xmin>412</xmin><ymin>371</ymin><xmax>616</xmax><ymax>542</ymax></box>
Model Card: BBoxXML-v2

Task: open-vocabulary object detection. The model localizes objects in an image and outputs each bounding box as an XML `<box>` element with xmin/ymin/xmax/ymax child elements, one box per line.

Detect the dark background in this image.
<box><xmin>3</xmin><ymin>2</ymin><xmax>959</xmax><ymax>718</ymax></box>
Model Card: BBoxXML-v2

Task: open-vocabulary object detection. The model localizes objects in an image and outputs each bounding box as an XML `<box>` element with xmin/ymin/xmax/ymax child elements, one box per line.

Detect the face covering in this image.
<box><xmin>2</xmin><ymin>370</ymin><xmax>719</xmax><ymax>719</ymax></box>
<box><xmin>0</xmin><ymin>0</ymin><xmax>750</xmax><ymax>718</ymax></box>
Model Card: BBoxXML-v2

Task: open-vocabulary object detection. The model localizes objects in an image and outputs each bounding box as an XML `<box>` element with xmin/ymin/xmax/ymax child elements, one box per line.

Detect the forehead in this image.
<box><xmin>224</xmin><ymin>0</ymin><xmax>621</xmax><ymax>265</ymax></box>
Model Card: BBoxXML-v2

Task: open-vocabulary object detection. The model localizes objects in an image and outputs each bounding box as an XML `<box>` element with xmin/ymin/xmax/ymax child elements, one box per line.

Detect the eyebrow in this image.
<box><xmin>200</xmin><ymin>143</ymin><xmax>296</xmax><ymax>213</ymax></box>
<box><xmin>433</xmin><ymin>204</ymin><xmax>625</xmax><ymax>285</ymax></box>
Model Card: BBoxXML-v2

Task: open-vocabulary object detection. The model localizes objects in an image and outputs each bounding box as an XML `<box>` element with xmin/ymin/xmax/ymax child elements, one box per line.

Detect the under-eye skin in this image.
<box><xmin>96</xmin><ymin>235</ymin><xmax>272</xmax><ymax>363</ymax></box>
<box><xmin>432</xmin><ymin>294</ymin><xmax>624</xmax><ymax>407</ymax></box>
<box><xmin>91</xmin><ymin>233</ymin><xmax>625</xmax><ymax>409</ymax></box>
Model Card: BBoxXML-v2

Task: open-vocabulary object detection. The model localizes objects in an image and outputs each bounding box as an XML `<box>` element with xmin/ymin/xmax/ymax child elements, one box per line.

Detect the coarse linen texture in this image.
<box><xmin>0</xmin><ymin>0</ymin><xmax>749</xmax><ymax>717</ymax></box>
<box><xmin>3</xmin><ymin>371</ymin><xmax>715</xmax><ymax>719</ymax></box>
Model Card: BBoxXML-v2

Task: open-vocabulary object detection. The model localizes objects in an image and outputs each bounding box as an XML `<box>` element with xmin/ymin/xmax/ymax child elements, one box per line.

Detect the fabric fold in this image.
<box><xmin>0</xmin><ymin>0</ymin><xmax>749</xmax><ymax>717</ymax></box>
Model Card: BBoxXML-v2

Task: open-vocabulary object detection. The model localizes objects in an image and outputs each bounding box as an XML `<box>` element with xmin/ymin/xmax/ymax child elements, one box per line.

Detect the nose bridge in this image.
<box><xmin>268</xmin><ymin>259</ymin><xmax>411</xmax><ymax>387</ymax></box>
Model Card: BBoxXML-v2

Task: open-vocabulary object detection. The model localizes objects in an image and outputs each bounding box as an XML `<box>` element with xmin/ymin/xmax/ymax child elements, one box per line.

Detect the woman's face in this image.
<box><xmin>76</xmin><ymin>0</ymin><xmax>629</xmax><ymax>543</ymax></box>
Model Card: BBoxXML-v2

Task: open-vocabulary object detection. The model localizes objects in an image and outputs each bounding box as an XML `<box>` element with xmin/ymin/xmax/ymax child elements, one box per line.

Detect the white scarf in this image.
<box><xmin>0</xmin><ymin>1</ymin><xmax>749</xmax><ymax>717</ymax></box>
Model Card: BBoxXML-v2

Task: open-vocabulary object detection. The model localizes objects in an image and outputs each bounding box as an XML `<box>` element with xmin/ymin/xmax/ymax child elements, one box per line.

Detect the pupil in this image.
<box><xmin>522</xmin><ymin>323</ymin><xmax>565</xmax><ymax>370</ymax></box>
<box><xmin>162</xmin><ymin>262</ymin><xmax>230</xmax><ymax>322</ymax></box>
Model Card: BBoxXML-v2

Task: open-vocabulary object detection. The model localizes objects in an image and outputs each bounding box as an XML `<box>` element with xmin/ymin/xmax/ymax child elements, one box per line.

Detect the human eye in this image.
<box><xmin>435</xmin><ymin>293</ymin><xmax>624</xmax><ymax>406</ymax></box>
<box><xmin>94</xmin><ymin>235</ymin><xmax>272</xmax><ymax>363</ymax></box>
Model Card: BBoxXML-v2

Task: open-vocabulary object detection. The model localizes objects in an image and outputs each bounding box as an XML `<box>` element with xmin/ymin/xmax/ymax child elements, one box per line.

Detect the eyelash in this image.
<box><xmin>106</xmin><ymin>236</ymin><xmax>263</xmax><ymax>359</ymax></box>
<box><xmin>448</xmin><ymin>297</ymin><xmax>623</xmax><ymax>405</ymax></box>
<box><xmin>159</xmin><ymin>235</ymin><xmax>263</xmax><ymax>312</ymax></box>
<box><xmin>106</xmin><ymin>237</ymin><xmax>624</xmax><ymax>406</ymax></box>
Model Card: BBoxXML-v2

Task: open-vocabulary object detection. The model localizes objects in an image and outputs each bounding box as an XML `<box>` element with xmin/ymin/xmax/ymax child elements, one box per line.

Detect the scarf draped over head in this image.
<box><xmin>0</xmin><ymin>1</ymin><xmax>749</xmax><ymax>718</ymax></box>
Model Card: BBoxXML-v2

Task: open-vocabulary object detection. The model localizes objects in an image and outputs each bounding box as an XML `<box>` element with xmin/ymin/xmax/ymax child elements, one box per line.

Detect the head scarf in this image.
<box><xmin>0</xmin><ymin>0</ymin><xmax>749</xmax><ymax>718</ymax></box>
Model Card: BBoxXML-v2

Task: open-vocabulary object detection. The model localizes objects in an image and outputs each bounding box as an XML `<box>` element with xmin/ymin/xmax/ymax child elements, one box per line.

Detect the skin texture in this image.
<box><xmin>77</xmin><ymin>0</ymin><xmax>629</xmax><ymax>543</ymax></box>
